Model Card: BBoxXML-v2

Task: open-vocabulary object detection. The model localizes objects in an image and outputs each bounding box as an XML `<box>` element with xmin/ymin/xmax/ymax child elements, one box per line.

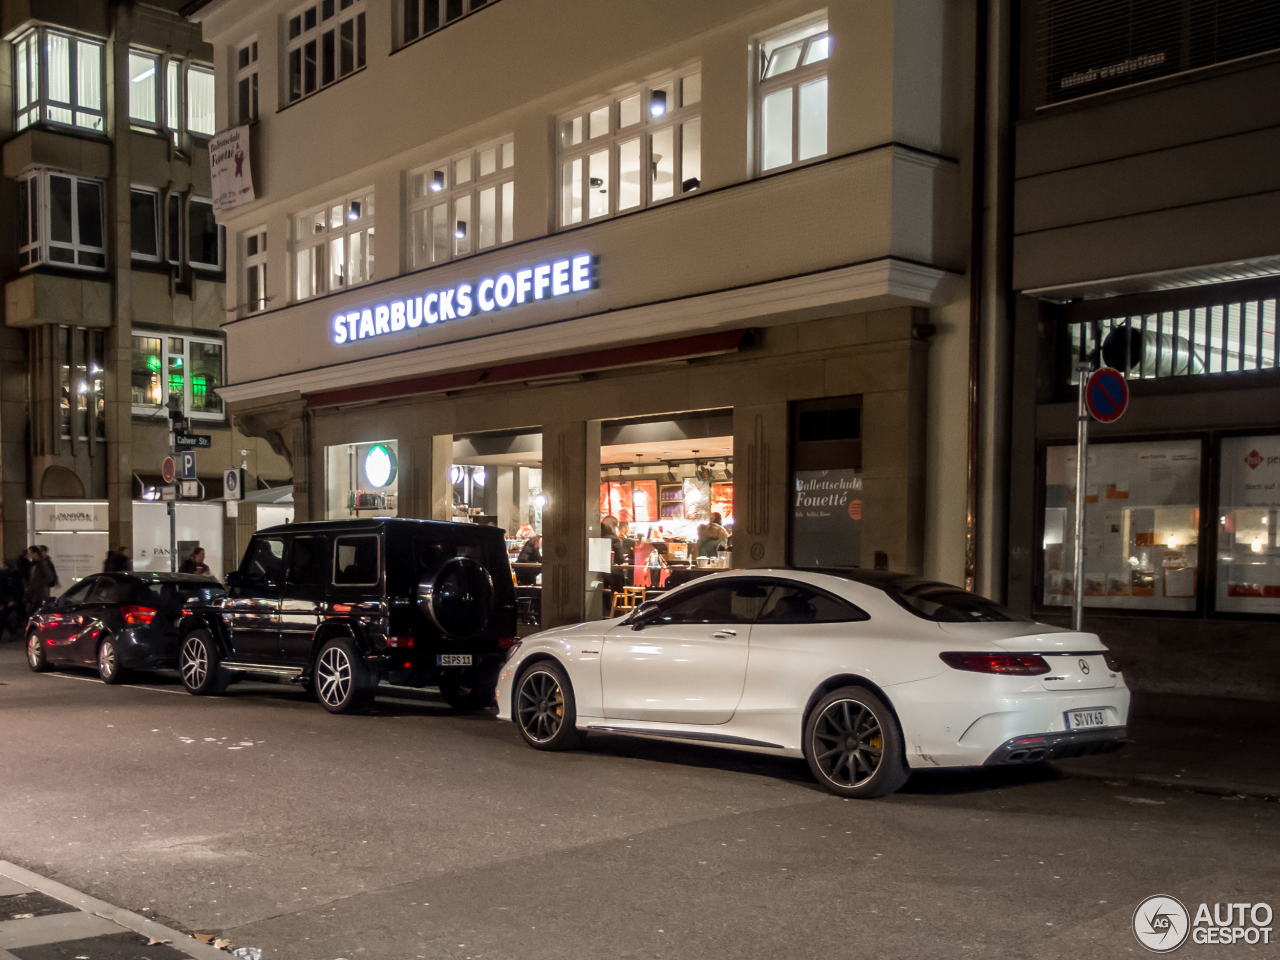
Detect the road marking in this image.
<box><xmin>45</xmin><ymin>673</ymin><xmax>189</xmax><ymax>696</ymax></box>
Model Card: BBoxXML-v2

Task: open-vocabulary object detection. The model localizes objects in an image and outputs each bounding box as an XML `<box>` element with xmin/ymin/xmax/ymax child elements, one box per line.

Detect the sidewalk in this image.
<box><xmin>1053</xmin><ymin>704</ymin><xmax>1280</xmax><ymax>800</ymax></box>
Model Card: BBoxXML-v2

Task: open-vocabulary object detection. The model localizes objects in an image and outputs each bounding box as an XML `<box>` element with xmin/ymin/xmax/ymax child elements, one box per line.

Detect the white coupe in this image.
<box><xmin>496</xmin><ymin>569</ymin><xmax>1129</xmax><ymax>797</ymax></box>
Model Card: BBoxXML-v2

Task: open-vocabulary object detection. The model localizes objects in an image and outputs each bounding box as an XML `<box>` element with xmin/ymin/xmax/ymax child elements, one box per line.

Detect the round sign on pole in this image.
<box><xmin>161</xmin><ymin>456</ymin><xmax>176</xmax><ymax>485</ymax></box>
<box><xmin>1086</xmin><ymin>367</ymin><xmax>1129</xmax><ymax>423</ymax></box>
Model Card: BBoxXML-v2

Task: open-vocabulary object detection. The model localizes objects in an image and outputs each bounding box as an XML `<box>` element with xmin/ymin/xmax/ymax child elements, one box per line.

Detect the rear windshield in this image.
<box><xmin>134</xmin><ymin>580</ymin><xmax>225</xmax><ymax>607</ymax></box>
<box><xmin>883</xmin><ymin>580</ymin><xmax>1031</xmax><ymax>623</ymax></box>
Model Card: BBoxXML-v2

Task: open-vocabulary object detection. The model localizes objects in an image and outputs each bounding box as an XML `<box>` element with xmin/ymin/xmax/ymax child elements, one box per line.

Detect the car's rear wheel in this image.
<box><xmin>514</xmin><ymin>661</ymin><xmax>582</xmax><ymax>750</ymax></box>
<box><xmin>314</xmin><ymin>637</ymin><xmax>375</xmax><ymax>714</ymax></box>
<box><xmin>97</xmin><ymin>636</ymin><xmax>124</xmax><ymax>685</ymax></box>
<box><xmin>804</xmin><ymin>685</ymin><xmax>909</xmax><ymax>799</ymax></box>
<box><xmin>26</xmin><ymin>631</ymin><xmax>48</xmax><ymax>673</ymax></box>
<box><xmin>179</xmin><ymin>630</ymin><xmax>231</xmax><ymax>696</ymax></box>
<box><xmin>438</xmin><ymin>665</ymin><xmax>499</xmax><ymax>712</ymax></box>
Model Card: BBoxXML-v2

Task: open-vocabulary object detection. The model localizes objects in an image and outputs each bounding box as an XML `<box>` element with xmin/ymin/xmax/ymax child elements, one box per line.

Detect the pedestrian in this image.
<box><xmin>104</xmin><ymin>546</ymin><xmax>132</xmax><ymax>573</ymax></box>
<box><xmin>515</xmin><ymin>535</ymin><xmax>542</xmax><ymax>586</ymax></box>
<box><xmin>39</xmin><ymin>546</ymin><xmax>59</xmax><ymax>591</ymax></box>
<box><xmin>180</xmin><ymin>546</ymin><xmax>211</xmax><ymax>576</ymax></box>
<box><xmin>24</xmin><ymin>545</ymin><xmax>54</xmax><ymax>612</ymax></box>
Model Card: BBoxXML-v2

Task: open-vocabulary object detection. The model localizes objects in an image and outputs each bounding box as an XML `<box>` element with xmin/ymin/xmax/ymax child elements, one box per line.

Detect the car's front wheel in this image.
<box><xmin>97</xmin><ymin>636</ymin><xmax>124</xmax><ymax>685</ymax></box>
<box><xmin>514</xmin><ymin>661</ymin><xmax>582</xmax><ymax>750</ymax></box>
<box><xmin>26</xmin><ymin>631</ymin><xmax>48</xmax><ymax>673</ymax></box>
<box><xmin>314</xmin><ymin>637</ymin><xmax>375</xmax><ymax>714</ymax></box>
<box><xmin>179</xmin><ymin>630</ymin><xmax>231</xmax><ymax>696</ymax></box>
<box><xmin>804</xmin><ymin>685</ymin><xmax>909</xmax><ymax>798</ymax></box>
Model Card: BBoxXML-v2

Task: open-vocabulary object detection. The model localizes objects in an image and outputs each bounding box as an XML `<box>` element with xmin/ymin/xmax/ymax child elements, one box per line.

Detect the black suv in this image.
<box><xmin>177</xmin><ymin>518</ymin><xmax>517</xmax><ymax>713</ymax></box>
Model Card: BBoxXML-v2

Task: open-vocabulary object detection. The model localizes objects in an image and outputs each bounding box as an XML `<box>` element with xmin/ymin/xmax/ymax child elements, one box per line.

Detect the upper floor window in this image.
<box><xmin>409</xmin><ymin>138</ymin><xmax>514</xmax><ymax>267</ymax></box>
<box><xmin>17</xmin><ymin>170</ymin><xmax>106</xmax><ymax>272</ymax></box>
<box><xmin>757</xmin><ymin>19</ymin><xmax>830</xmax><ymax>172</ymax></box>
<box><xmin>294</xmin><ymin>190</ymin><xmax>375</xmax><ymax>301</ymax></box>
<box><xmin>129</xmin><ymin>51</ymin><xmax>160</xmax><ymax>123</ymax></box>
<box><xmin>401</xmin><ymin>0</ymin><xmax>491</xmax><ymax>45</ymax></box>
<box><xmin>237</xmin><ymin>40</ymin><xmax>259</xmax><ymax>123</ymax></box>
<box><xmin>131</xmin><ymin>187</ymin><xmax>163</xmax><ymax>262</ymax></box>
<box><xmin>557</xmin><ymin>68</ymin><xmax>701</xmax><ymax>229</ymax></box>
<box><xmin>245</xmin><ymin>228</ymin><xmax>268</xmax><ymax>314</ymax></box>
<box><xmin>58</xmin><ymin>326</ymin><xmax>106</xmax><ymax>442</ymax></box>
<box><xmin>130</xmin><ymin>51</ymin><xmax>215</xmax><ymax>144</ymax></box>
<box><xmin>131</xmin><ymin>333</ymin><xmax>225</xmax><ymax>420</ymax></box>
<box><xmin>13</xmin><ymin>28</ymin><xmax>105</xmax><ymax>133</ymax></box>
<box><xmin>288</xmin><ymin>0</ymin><xmax>366</xmax><ymax>104</ymax></box>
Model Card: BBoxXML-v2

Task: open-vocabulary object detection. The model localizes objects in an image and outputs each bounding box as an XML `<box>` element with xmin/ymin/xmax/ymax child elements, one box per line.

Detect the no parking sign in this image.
<box><xmin>1086</xmin><ymin>367</ymin><xmax>1129</xmax><ymax>423</ymax></box>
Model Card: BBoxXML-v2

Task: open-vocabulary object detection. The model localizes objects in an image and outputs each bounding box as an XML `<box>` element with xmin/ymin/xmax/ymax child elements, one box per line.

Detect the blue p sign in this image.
<box><xmin>180</xmin><ymin>451</ymin><xmax>197</xmax><ymax>479</ymax></box>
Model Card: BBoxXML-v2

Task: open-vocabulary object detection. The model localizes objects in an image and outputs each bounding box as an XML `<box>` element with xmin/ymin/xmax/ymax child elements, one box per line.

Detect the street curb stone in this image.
<box><xmin>1053</xmin><ymin>765</ymin><xmax>1280</xmax><ymax>801</ymax></box>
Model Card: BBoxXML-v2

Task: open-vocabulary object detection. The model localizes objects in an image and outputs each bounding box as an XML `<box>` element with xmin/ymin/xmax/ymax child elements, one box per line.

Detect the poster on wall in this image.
<box><xmin>209</xmin><ymin>124</ymin><xmax>255</xmax><ymax>213</ymax></box>
<box><xmin>1217</xmin><ymin>435</ymin><xmax>1280</xmax><ymax>614</ymax></box>
<box><xmin>28</xmin><ymin>500</ymin><xmax>111</xmax><ymax>590</ymax></box>
<box><xmin>711</xmin><ymin>483</ymin><xmax>734</xmax><ymax>525</ymax></box>
<box><xmin>632</xmin><ymin>481</ymin><xmax>657</xmax><ymax>523</ymax></box>
<box><xmin>790</xmin><ymin>469</ymin><xmax>862</xmax><ymax>568</ymax></box>
<box><xmin>134</xmin><ymin>502</ymin><xmax>224</xmax><ymax>576</ymax></box>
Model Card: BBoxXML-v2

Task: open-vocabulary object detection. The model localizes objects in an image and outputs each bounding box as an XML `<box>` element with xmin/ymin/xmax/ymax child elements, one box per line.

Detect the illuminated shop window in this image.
<box><xmin>757</xmin><ymin>18</ymin><xmax>830</xmax><ymax>173</ymax></box>
<box><xmin>287</xmin><ymin>0</ymin><xmax>366</xmax><ymax>104</ymax></box>
<box><xmin>293</xmin><ymin>190</ymin><xmax>374</xmax><ymax>301</ymax></box>
<box><xmin>409</xmin><ymin>138</ymin><xmax>513</xmax><ymax>267</ymax></box>
<box><xmin>557</xmin><ymin>67</ymin><xmax>701</xmax><ymax>228</ymax></box>
<box><xmin>131</xmin><ymin>333</ymin><xmax>225</xmax><ymax>421</ymax></box>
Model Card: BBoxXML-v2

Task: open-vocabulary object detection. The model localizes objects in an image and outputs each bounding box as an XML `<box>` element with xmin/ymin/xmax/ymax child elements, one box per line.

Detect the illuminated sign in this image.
<box><xmin>363</xmin><ymin>444</ymin><xmax>397</xmax><ymax>488</ymax></box>
<box><xmin>332</xmin><ymin>253</ymin><xmax>597</xmax><ymax>345</ymax></box>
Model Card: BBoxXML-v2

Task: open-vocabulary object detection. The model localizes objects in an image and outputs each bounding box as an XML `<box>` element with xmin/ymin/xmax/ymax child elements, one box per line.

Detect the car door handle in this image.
<box><xmin>711</xmin><ymin>629</ymin><xmax>737</xmax><ymax>638</ymax></box>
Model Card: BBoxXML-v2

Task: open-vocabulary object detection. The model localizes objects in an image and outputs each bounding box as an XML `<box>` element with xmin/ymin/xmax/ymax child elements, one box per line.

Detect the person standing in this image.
<box><xmin>180</xmin><ymin>546</ymin><xmax>211</xmax><ymax>576</ymax></box>
<box><xmin>696</xmin><ymin>512</ymin><xmax>730</xmax><ymax>559</ymax></box>
<box><xmin>39</xmin><ymin>546</ymin><xmax>59</xmax><ymax>592</ymax></box>
<box><xmin>515</xmin><ymin>535</ymin><xmax>542</xmax><ymax>586</ymax></box>
<box><xmin>24</xmin><ymin>546</ymin><xmax>54</xmax><ymax>612</ymax></box>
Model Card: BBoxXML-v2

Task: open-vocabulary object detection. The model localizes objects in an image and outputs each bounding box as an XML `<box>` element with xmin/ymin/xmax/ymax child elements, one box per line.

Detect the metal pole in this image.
<box><xmin>169</xmin><ymin>425</ymin><xmax>177</xmax><ymax>573</ymax></box>
<box><xmin>1072</xmin><ymin>362</ymin><xmax>1090</xmax><ymax>632</ymax></box>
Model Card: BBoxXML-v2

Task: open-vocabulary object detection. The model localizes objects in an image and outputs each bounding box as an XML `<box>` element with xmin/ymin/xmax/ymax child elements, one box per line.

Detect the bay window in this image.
<box><xmin>294</xmin><ymin>191</ymin><xmax>374</xmax><ymax>301</ymax></box>
<box><xmin>757</xmin><ymin>19</ymin><xmax>830</xmax><ymax>173</ymax></box>
<box><xmin>557</xmin><ymin>68</ymin><xmax>701</xmax><ymax>228</ymax></box>
<box><xmin>409</xmin><ymin>138</ymin><xmax>514</xmax><ymax>267</ymax></box>
<box><xmin>188</xmin><ymin>199</ymin><xmax>224</xmax><ymax>270</ymax></box>
<box><xmin>131</xmin><ymin>333</ymin><xmax>225</xmax><ymax>420</ymax></box>
<box><xmin>130</xmin><ymin>50</ymin><xmax>215</xmax><ymax>142</ymax></box>
<box><xmin>17</xmin><ymin>170</ymin><xmax>106</xmax><ymax>272</ymax></box>
<box><xmin>129</xmin><ymin>50</ymin><xmax>159</xmax><ymax>124</ymax></box>
<box><xmin>288</xmin><ymin>0</ymin><xmax>366</xmax><ymax>103</ymax></box>
<box><xmin>131</xmin><ymin>188</ymin><xmax>162</xmax><ymax>262</ymax></box>
<box><xmin>59</xmin><ymin>326</ymin><xmax>106</xmax><ymax>441</ymax></box>
<box><xmin>12</xmin><ymin>28</ymin><xmax>105</xmax><ymax>132</ymax></box>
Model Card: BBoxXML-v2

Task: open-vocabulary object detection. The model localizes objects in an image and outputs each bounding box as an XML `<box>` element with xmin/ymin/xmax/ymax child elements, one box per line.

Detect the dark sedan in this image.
<box><xmin>26</xmin><ymin>573</ymin><xmax>224</xmax><ymax>683</ymax></box>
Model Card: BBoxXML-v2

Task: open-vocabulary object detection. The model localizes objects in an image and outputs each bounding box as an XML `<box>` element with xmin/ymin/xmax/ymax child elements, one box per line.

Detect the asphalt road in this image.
<box><xmin>1</xmin><ymin>642</ymin><xmax>1276</xmax><ymax>960</ymax></box>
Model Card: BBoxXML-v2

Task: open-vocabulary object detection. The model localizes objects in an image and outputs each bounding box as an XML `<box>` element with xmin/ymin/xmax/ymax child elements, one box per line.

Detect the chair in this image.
<box><xmin>610</xmin><ymin>585</ymin><xmax>646</xmax><ymax>617</ymax></box>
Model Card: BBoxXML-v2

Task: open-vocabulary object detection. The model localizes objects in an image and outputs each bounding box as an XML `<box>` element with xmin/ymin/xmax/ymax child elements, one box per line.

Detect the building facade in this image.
<box><xmin>1006</xmin><ymin>1</ymin><xmax>1280</xmax><ymax>709</ymax></box>
<box><xmin>1</xmin><ymin>0</ymin><xmax>290</xmax><ymax>579</ymax></box>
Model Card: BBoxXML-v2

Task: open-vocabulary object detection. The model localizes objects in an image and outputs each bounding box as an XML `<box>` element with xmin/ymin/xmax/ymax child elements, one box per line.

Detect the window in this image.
<box><xmin>58</xmin><ymin>579</ymin><xmax>96</xmax><ymax>606</ymax></box>
<box><xmin>131</xmin><ymin>188</ymin><xmax>162</xmax><ymax>261</ymax></box>
<box><xmin>334</xmin><ymin>535</ymin><xmax>380</xmax><ymax>585</ymax></box>
<box><xmin>757</xmin><ymin>19</ymin><xmax>830</xmax><ymax>172</ymax></box>
<box><xmin>188</xmin><ymin>199</ymin><xmax>224</xmax><ymax>270</ymax></box>
<box><xmin>651</xmin><ymin>580</ymin><xmax>768</xmax><ymax>625</ymax></box>
<box><xmin>242</xmin><ymin>537</ymin><xmax>285</xmax><ymax>582</ymax></box>
<box><xmin>756</xmin><ymin>583</ymin><xmax>868</xmax><ymax>623</ymax></box>
<box><xmin>237</xmin><ymin>40</ymin><xmax>259</xmax><ymax>123</ymax></box>
<box><xmin>129</xmin><ymin>50</ymin><xmax>159</xmax><ymax>123</ymax></box>
<box><xmin>1217</xmin><ymin>435</ymin><xmax>1280</xmax><ymax>615</ymax></box>
<box><xmin>12</xmin><ymin>28</ymin><xmax>105</xmax><ymax>132</ymax></box>
<box><xmin>58</xmin><ymin>326</ymin><xmax>106</xmax><ymax>441</ymax></box>
<box><xmin>245</xmin><ymin>228</ymin><xmax>268</xmax><ymax>314</ymax></box>
<box><xmin>130</xmin><ymin>51</ymin><xmax>214</xmax><ymax>143</ymax></box>
<box><xmin>288</xmin><ymin>0</ymin><xmax>366</xmax><ymax>104</ymax></box>
<box><xmin>187</xmin><ymin>65</ymin><xmax>215</xmax><ymax>137</ymax></box>
<box><xmin>17</xmin><ymin>170</ymin><xmax>106</xmax><ymax>271</ymax></box>
<box><xmin>131</xmin><ymin>333</ymin><xmax>225</xmax><ymax>421</ymax></box>
<box><xmin>294</xmin><ymin>190</ymin><xmax>374</xmax><ymax>301</ymax></box>
<box><xmin>401</xmin><ymin>0</ymin><xmax>492</xmax><ymax>45</ymax></box>
<box><xmin>409</xmin><ymin>139</ymin><xmax>513</xmax><ymax>267</ymax></box>
<box><xmin>558</xmin><ymin>68</ymin><xmax>701</xmax><ymax>228</ymax></box>
<box><xmin>885</xmin><ymin>580</ymin><xmax>1031</xmax><ymax>623</ymax></box>
<box><xmin>287</xmin><ymin>536</ymin><xmax>329</xmax><ymax>586</ymax></box>
<box><xmin>1042</xmin><ymin>439</ymin><xmax>1203</xmax><ymax>612</ymax></box>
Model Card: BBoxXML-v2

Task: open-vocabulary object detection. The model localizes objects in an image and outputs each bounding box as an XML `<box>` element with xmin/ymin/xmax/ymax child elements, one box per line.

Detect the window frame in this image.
<box><xmin>187</xmin><ymin>196</ymin><xmax>225</xmax><ymax>272</ymax></box>
<box><xmin>399</xmin><ymin>0</ymin><xmax>493</xmax><ymax>48</ymax></box>
<box><xmin>130</xmin><ymin>330</ymin><xmax>227</xmax><ymax>422</ymax></box>
<box><xmin>408</xmin><ymin>137</ymin><xmax>514</xmax><ymax>268</ymax></box>
<box><xmin>556</xmin><ymin>66</ymin><xmax>702</xmax><ymax>230</ymax></box>
<box><xmin>17</xmin><ymin>169</ymin><xmax>107</xmax><ymax>273</ymax></box>
<box><xmin>57</xmin><ymin>324</ymin><xmax>106</xmax><ymax>442</ymax></box>
<box><xmin>13</xmin><ymin>27</ymin><xmax>106</xmax><ymax>134</ymax></box>
<box><xmin>236</xmin><ymin>38</ymin><xmax>260</xmax><ymax>124</ymax></box>
<box><xmin>244</xmin><ymin>226</ymin><xmax>269</xmax><ymax>314</ymax></box>
<box><xmin>332</xmin><ymin>534</ymin><xmax>381</xmax><ymax>586</ymax></box>
<box><xmin>292</xmin><ymin>188</ymin><xmax>375</xmax><ymax>302</ymax></box>
<box><xmin>130</xmin><ymin>186</ymin><xmax>163</xmax><ymax>263</ymax></box>
<box><xmin>286</xmin><ymin>0</ymin><xmax>367</xmax><ymax>105</ymax></box>
<box><xmin>128</xmin><ymin>48</ymin><xmax>161</xmax><ymax>127</ymax></box>
<box><xmin>755</xmin><ymin>17</ymin><xmax>831</xmax><ymax>175</ymax></box>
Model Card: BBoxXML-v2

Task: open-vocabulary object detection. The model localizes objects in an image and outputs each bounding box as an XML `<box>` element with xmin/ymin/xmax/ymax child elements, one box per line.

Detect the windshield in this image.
<box><xmin>884</xmin><ymin>580</ymin><xmax>1032</xmax><ymax>623</ymax></box>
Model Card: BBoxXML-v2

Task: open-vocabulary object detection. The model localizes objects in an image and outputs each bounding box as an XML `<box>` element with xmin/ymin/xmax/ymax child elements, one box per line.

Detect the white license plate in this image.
<box><xmin>1065</xmin><ymin>708</ymin><xmax>1108</xmax><ymax>729</ymax></box>
<box><xmin>437</xmin><ymin>654</ymin><xmax>472</xmax><ymax>666</ymax></box>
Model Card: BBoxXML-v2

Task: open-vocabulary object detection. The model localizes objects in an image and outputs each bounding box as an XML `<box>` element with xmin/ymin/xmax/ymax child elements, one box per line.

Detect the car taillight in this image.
<box><xmin>939</xmin><ymin>652</ymin><xmax>1051</xmax><ymax>676</ymax></box>
<box><xmin>122</xmin><ymin>606</ymin><xmax>158</xmax><ymax>626</ymax></box>
<box><xmin>1103</xmin><ymin>652</ymin><xmax>1122</xmax><ymax>672</ymax></box>
<box><xmin>387</xmin><ymin>636</ymin><xmax>414</xmax><ymax>649</ymax></box>
<box><xmin>498</xmin><ymin>637</ymin><xmax>519</xmax><ymax>650</ymax></box>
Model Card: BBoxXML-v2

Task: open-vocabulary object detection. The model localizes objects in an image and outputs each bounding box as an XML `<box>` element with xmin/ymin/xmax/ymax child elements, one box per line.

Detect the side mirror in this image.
<box><xmin>224</xmin><ymin>570</ymin><xmax>244</xmax><ymax>589</ymax></box>
<box><xmin>627</xmin><ymin>600</ymin><xmax>660</xmax><ymax>630</ymax></box>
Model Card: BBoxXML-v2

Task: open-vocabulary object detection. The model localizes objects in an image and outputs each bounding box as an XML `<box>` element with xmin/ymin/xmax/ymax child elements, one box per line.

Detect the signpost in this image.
<box><xmin>161</xmin><ymin>457</ymin><xmax>176</xmax><ymax>485</ymax></box>
<box><xmin>176</xmin><ymin>433</ymin><xmax>212</xmax><ymax>449</ymax></box>
<box><xmin>1073</xmin><ymin>366</ymin><xmax>1130</xmax><ymax>631</ymax></box>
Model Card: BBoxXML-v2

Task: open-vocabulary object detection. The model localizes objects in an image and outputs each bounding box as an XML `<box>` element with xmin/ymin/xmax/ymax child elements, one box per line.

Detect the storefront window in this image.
<box><xmin>1217</xmin><ymin>435</ymin><xmax>1280</xmax><ymax>615</ymax></box>
<box><xmin>1043</xmin><ymin>440</ymin><xmax>1202</xmax><ymax>611</ymax></box>
<box><xmin>325</xmin><ymin>440</ymin><xmax>399</xmax><ymax>518</ymax></box>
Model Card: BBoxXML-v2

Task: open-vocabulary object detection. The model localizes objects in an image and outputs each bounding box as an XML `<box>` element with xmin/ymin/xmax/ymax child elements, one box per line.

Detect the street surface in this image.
<box><xmin>1</xmin><ymin>643</ymin><xmax>1276</xmax><ymax>960</ymax></box>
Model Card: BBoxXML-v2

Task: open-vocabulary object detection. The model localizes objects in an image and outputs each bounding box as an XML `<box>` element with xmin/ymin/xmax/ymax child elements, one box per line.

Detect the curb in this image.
<box><xmin>1053</xmin><ymin>765</ymin><xmax>1280</xmax><ymax>801</ymax></box>
<box><xmin>0</xmin><ymin>861</ymin><xmax>232</xmax><ymax>960</ymax></box>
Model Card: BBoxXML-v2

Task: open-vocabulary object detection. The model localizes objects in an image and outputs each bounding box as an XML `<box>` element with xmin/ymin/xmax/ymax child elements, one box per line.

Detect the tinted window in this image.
<box><xmin>242</xmin><ymin>538</ymin><xmax>285</xmax><ymax>583</ymax></box>
<box><xmin>757</xmin><ymin>583</ymin><xmax>868</xmax><ymax>623</ymax></box>
<box><xmin>334</xmin><ymin>536</ymin><xmax>379</xmax><ymax>585</ymax></box>
<box><xmin>59</xmin><ymin>579</ymin><xmax>96</xmax><ymax>606</ymax></box>
<box><xmin>652</xmin><ymin>580</ymin><xmax>768</xmax><ymax>625</ymax></box>
<box><xmin>87</xmin><ymin>579</ymin><xmax>120</xmax><ymax>605</ymax></box>
<box><xmin>287</xmin><ymin>536</ymin><xmax>329</xmax><ymax>586</ymax></box>
<box><xmin>886</xmin><ymin>580</ymin><xmax>1032</xmax><ymax>623</ymax></box>
<box><xmin>134</xmin><ymin>581</ymin><xmax>225</xmax><ymax>606</ymax></box>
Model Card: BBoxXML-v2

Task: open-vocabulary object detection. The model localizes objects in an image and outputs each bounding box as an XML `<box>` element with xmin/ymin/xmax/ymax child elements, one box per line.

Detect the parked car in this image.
<box><xmin>177</xmin><ymin>518</ymin><xmax>518</xmax><ymax>713</ymax></box>
<box><xmin>25</xmin><ymin>573</ymin><xmax>225</xmax><ymax>683</ymax></box>
<box><xmin>497</xmin><ymin>569</ymin><xmax>1129</xmax><ymax>798</ymax></box>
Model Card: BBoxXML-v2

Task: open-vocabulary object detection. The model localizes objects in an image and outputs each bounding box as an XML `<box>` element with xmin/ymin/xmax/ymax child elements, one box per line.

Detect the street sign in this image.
<box><xmin>225</xmin><ymin>500</ymin><xmax>239</xmax><ymax>518</ymax></box>
<box><xmin>180</xmin><ymin>480</ymin><xmax>200</xmax><ymax>498</ymax></box>
<box><xmin>1086</xmin><ymin>367</ymin><xmax>1129</xmax><ymax>423</ymax></box>
<box><xmin>180</xmin><ymin>451</ymin><xmax>197</xmax><ymax>479</ymax></box>
<box><xmin>161</xmin><ymin>485</ymin><xmax>177</xmax><ymax>501</ymax></box>
<box><xmin>224</xmin><ymin>468</ymin><xmax>244</xmax><ymax>501</ymax></box>
<box><xmin>161</xmin><ymin>456</ymin><xmax>176</xmax><ymax>484</ymax></box>
<box><xmin>176</xmin><ymin>433</ymin><xmax>212</xmax><ymax>448</ymax></box>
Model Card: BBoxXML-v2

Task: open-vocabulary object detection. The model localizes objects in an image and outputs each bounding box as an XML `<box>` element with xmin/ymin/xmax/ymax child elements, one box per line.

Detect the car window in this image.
<box><xmin>334</xmin><ymin>535</ymin><xmax>380</xmax><ymax>585</ymax></box>
<box><xmin>652</xmin><ymin>580</ymin><xmax>769</xmax><ymax>625</ymax></box>
<box><xmin>287</xmin><ymin>536</ymin><xmax>329</xmax><ymax>586</ymax></box>
<box><xmin>885</xmin><ymin>580</ymin><xmax>1032</xmax><ymax>623</ymax></box>
<box><xmin>86</xmin><ymin>579</ymin><xmax>120</xmax><ymax>605</ymax></box>
<box><xmin>58</xmin><ymin>579</ymin><xmax>96</xmax><ymax>606</ymax></box>
<box><xmin>242</xmin><ymin>538</ymin><xmax>285</xmax><ymax>583</ymax></box>
<box><xmin>756</xmin><ymin>583</ymin><xmax>869</xmax><ymax>623</ymax></box>
<box><xmin>134</xmin><ymin>581</ymin><xmax>225</xmax><ymax>606</ymax></box>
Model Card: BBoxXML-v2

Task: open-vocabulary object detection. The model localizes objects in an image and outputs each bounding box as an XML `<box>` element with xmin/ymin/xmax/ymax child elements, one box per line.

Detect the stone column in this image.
<box><xmin>732</xmin><ymin>403</ymin><xmax>789</xmax><ymax>568</ymax></box>
<box><xmin>404</xmin><ymin>434</ymin><xmax>452</xmax><ymax>520</ymax></box>
<box><xmin>540</xmin><ymin>420</ymin><xmax>601</xmax><ymax>627</ymax></box>
<box><xmin>0</xmin><ymin>327</ymin><xmax>30</xmax><ymax>559</ymax></box>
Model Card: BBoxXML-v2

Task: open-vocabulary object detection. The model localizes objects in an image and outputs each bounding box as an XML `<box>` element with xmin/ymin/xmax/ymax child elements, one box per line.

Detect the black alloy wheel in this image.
<box><xmin>514</xmin><ymin>661</ymin><xmax>582</xmax><ymax>751</ymax></box>
<box><xmin>804</xmin><ymin>685</ymin><xmax>909</xmax><ymax>799</ymax></box>
<box><xmin>97</xmin><ymin>636</ymin><xmax>124</xmax><ymax>685</ymax></box>
<box><xmin>26</xmin><ymin>631</ymin><xmax>48</xmax><ymax>673</ymax></box>
<box><xmin>314</xmin><ymin>636</ymin><xmax>376</xmax><ymax>714</ymax></box>
<box><xmin>179</xmin><ymin>630</ymin><xmax>231</xmax><ymax>696</ymax></box>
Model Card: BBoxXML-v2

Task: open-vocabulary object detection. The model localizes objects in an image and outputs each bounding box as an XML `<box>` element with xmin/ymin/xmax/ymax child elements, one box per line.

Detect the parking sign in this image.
<box><xmin>180</xmin><ymin>451</ymin><xmax>197</xmax><ymax>479</ymax></box>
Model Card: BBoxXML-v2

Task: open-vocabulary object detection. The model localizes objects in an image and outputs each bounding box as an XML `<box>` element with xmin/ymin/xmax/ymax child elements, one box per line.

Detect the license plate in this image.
<box><xmin>437</xmin><ymin>654</ymin><xmax>472</xmax><ymax>666</ymax></box>
<box><xmin>1065</xmin><ymin>708</ymin><xmax>1108</xmax><ymax>729</ymax></box>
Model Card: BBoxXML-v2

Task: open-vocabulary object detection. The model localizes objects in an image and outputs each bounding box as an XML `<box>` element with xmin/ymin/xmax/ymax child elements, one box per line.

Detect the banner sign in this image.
<box><xmin>210</xmin><ymin>124</ymin><xmax>255</xmax><ymax>214</ymax></box>
<box><xmin>790</xmin><ymin>469</ymin><xmax>863</xmax><ymax>568</ymax></box>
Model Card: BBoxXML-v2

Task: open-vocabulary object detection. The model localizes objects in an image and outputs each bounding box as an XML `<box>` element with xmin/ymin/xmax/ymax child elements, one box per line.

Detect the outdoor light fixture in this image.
<box><xmin>454</xmin><ymin>221</ymin><xmax>467</xmax><ymax>239</ymax></box>
<box><xmin>347</xmin><ymin>201</ymin><xmax>361</xmax><ymax>220</ymax></box>
<box><xmin>430</xmin><ymin>170</ymin><xmax>445</xmax><ymax>192</ymax></box>
<box><xmin>649</xmin><ymin>90</ymin><xmax>667</xmax><ymax>116</ymax></box>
